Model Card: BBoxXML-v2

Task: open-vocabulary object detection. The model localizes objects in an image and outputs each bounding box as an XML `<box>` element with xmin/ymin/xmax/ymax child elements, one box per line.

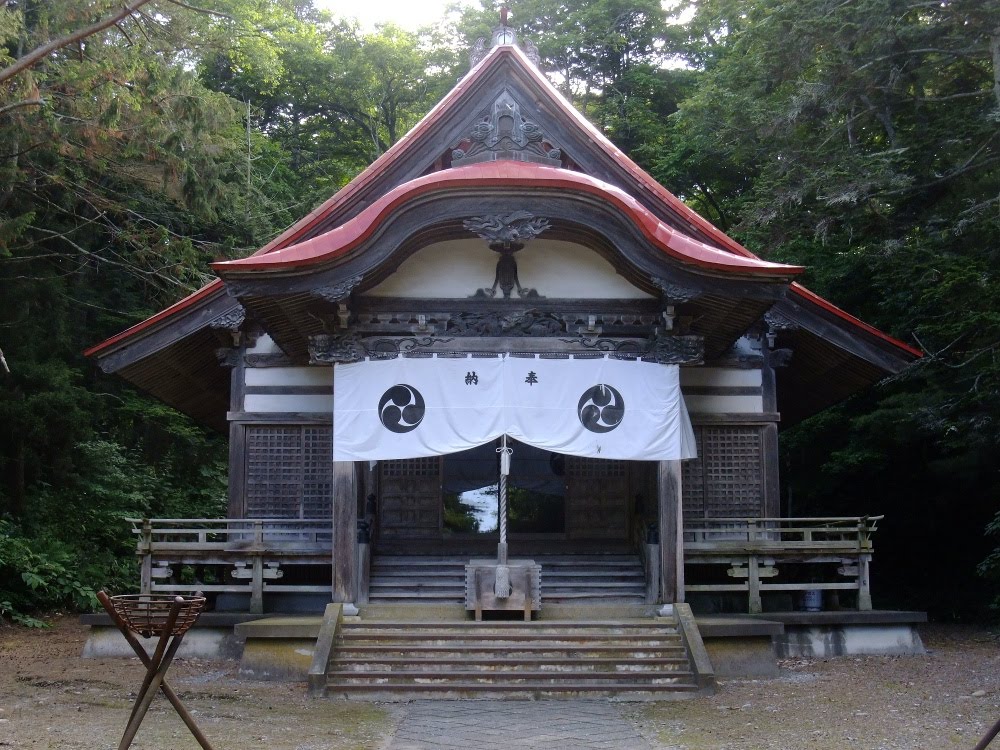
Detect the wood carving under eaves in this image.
<box><xmin>568</xmin><ymin>333</ymin><xmax>704</xmax><ymax>365</ymax></box>
<box><xmin>650</xmin><ymin>278</ymin><xmax>703</xmax><ymax>303</ymax></box>
<box><xmin>446</xmin><ymin>310</ymin><xmax>565</xmax><ymax>337</ymax></box>
<box><xmin>209</xmin><ymin>306</ymin><xmax>246</xmax><ymax>331</ymax></box>
<box><xmin>215</xmin><ymin>347</ymin><xmax>241</xmax><ymax>367</ymax></box>
<box><xmin>309</xmin><ymin>333</ymin><xmax>365</xmax><ymax>364</ymax></box>
<box><xmin>309</xmin><ymin>333</ymin><xmax>454</xmax><ymax>364</ymax></box>
<box><xmin>311</xmin><ymin>275</ymin><xmax>364</xmax><ymax>303</ymax></box>
<box><xmin>452</xmin><ymin>90</ymin><xmax>561</xmax><ymax>166</ymax></box>
<box><xmin>764</xmin><ymin>309</ymin><xmax>799</xmax><ymax>331</ymax></box>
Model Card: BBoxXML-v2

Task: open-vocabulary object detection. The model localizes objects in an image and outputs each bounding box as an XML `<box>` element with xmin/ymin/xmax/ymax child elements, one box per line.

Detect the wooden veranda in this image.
<box><xmin>131</xmin><ymin>515</ymin><xmax>880</xmax><ymax>615</ymax></box>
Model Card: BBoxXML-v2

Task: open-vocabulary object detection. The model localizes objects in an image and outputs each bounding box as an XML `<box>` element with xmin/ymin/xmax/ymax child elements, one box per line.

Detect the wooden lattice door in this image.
<box><xmin>565</xmin><ymin>457</ymin><xmax>630</xmax><ymax>540</ymax></box>
<box><xmin>378</xmin><ymin>458</ymin><xmax>442</xmax><ymax>539</ymax></box>
<box><xmin>681</xmin><ymin>425</ymin><xmax>765</xmax><ymax>523</ymax></box>
<box><xmin>244</xmin><ymin>425</ymin><xmax>332</xmax><ymax>519</ymax></box>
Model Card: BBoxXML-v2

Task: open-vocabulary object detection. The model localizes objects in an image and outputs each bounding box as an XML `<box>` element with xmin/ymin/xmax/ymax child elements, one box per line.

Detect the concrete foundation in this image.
<box><xmin>79</xmin><ymin>613</ymin><xmax>256</xmax><ymax>660</ymax></box>
<box><xmin>234</xmin><ymin>616</ymin><xmax>324</xmax><ymax>681</ymax></box>
<box><xmin>81</xmin><ymin>625</ymin><xmax>244</xmax><ymax>660</ymax></box>
<box><xmin>755</xmin><ymin>610</ymin><xmax>927</xmax><ymax>658</ymax></box>
<box><xmin>774</xmin><ymin>623</ymin><xmax>925</xmax><ymax>658</ymax></box>
<box><xmin>697</xmin><ymin>616</ymin><xmax>783</xmax><ymax>678</ymax></box>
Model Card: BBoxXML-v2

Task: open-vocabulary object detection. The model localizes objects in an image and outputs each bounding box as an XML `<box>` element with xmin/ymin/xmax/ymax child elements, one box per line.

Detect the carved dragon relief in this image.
<box><xmin>464</xmin><ymin>213</ymin><xmax>550</xmax><ymax>248</ymax></box>
<box><xmin>446</xmin><ymin>310</ymin><xmax>565</xmax><ymax>337</ymax></box>
<box><xmin>452</xmin><ymin>91</ymin><xmax>561</xmax><ymax>166</ymax></box>
<box><xmin>309</xmin><ymin>333</ymin><xmax>454</xmax><ymax>364</ymax></box>
<box><xmin>463</xmin><ymin>212</ymin><xmax>551</xmax><ymax>299</ymax></box>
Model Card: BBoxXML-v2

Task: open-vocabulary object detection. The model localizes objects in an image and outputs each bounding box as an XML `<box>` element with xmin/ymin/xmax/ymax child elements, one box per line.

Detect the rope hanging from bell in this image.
<box><xmin>494</xmin><ymin>434</ymin><xmax>513</xmax><ymax>599</ymax></box>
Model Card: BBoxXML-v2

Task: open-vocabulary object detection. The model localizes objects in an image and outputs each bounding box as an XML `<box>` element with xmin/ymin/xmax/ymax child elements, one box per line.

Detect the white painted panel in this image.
<box><xmin>365</xmin><ymin>239</ymin><xmax>653</xmax><ymax>299</ymax></box>
<box><xmin>243</xmin><ymin>394</ymin><xmax>333</xmax><ymax>413</ymax></box>
<box><xmin>683</xmin><ymin>394</ymin><xmax>764</xmax><ymax>414</ymax></box>
<box><xmin>245</xmin><ymin>334</ymin><xmax>282</xmax><ymax>355</ymax></box>
<box><xmin>680</xmin><ymin>368</ymin><xmax>762</xmax><ymax>387</ymax></box>
<box><xmin>245</xmin><ymin>366</ymin><xmax>331</xmax><ymax>387</ymax></box>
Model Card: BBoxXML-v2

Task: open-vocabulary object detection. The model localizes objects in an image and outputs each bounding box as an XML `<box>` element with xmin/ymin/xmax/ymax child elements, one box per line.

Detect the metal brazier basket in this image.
<box><xmin>109</xmin><ymin>594</ymin><xmax>206</xmax><ymax>638</ymax></box>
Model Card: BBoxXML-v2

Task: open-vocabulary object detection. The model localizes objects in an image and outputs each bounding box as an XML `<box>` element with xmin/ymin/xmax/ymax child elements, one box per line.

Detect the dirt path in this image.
<box><xmin>1</xmin><ymin>619</ymin><xmax>998</xmax><ymax>749</ymax></box>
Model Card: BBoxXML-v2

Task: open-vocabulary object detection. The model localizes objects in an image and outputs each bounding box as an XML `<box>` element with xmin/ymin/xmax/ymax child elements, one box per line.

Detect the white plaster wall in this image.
<box><xmin>244</xmin><ymin>366</ymin><xmax>331</xmax><ymax>387</ymax></box>
<box><xmin>242</xmin><ymin>394</ymin><xmax>333</xmax><ymax>413</ymax></box>
<box><xmin>245</xmin><ymin>333</ymin><xmax>282</xmax><ymax>354</ymax></box>
<box><xmin>683</xmin><ymin>394</ymin><xmax>764</xmax><ymax>414</ymax></box>
<box><xmin>365</xmin><ymin>239</ymin><xmax>654</xmax><ymax>299</ymax></box>
<box><xmin>680</xmin><ymin>367</ymin><xmax>762</xmax><ymax>388</ymax></box>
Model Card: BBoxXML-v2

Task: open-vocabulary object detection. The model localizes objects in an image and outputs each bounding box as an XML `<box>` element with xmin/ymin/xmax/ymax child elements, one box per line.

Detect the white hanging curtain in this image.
<box><xmin>332</xmin><ymin>354</ymin><xmax>696</xmax><ymax>462</ymax></box>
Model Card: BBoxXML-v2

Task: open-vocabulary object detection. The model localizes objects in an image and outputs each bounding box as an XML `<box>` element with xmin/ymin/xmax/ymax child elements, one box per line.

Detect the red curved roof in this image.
<box><xmin>86</xmin><ymin>43</ymin><xmax>919</xmax><ymax>362</ymax></box>
<box><xmin>211</xmin><ymin>161</ymin><xmax>803</xmax><ymax>277</ymax></box>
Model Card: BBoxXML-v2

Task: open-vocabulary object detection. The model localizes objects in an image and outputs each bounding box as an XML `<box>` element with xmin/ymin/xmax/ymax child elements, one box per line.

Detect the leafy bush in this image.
<box><xmin>0</xmin><ymin>520</ymin><xmax>96</xmax><ymax>626</ymax></box>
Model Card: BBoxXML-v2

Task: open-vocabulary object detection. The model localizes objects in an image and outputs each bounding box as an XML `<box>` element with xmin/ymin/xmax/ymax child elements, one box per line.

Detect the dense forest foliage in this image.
<box><xmin>1</xmin><ymin>0</ymin><xmax>998</xmax><ymax>624</ymax></box>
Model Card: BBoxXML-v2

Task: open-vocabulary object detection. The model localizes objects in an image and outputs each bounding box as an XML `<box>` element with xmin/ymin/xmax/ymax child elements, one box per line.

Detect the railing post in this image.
<box><xmin>139</xmin><ymin>519</ymin><xmax>153</xmax><ymax>596</ymax></box>
<box><xmin>858</xmin><ymin>553</ymin><xmax>873</xmax><ymax>610</ymax></box>
<box><xmin>748</xmin><ymin>554</ymin><xmax>762</xmax><ymax>614</ymax></box>
<box><xmin>250</xmin><ymin>520</ymin><xmax>264</xmax><ymax>615</ymax></box>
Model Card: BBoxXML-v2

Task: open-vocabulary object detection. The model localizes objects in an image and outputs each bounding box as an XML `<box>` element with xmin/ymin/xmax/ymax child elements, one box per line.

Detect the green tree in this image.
<box><xmin>660</xmin><ymin>0</ymin><xmax>1000</xmax><ymax>616</ymax></box>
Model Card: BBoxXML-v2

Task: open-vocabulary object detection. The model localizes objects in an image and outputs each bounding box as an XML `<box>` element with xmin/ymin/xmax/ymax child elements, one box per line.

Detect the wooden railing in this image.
<box><xmin>130</xmin><ymin>518</ymin><xmax>332</xmax><ymax>614</ymax></box>
<box><xmin>683</xmin><ymin>516</ymin><xmax>881</xmax><ymax>614</ymax></box>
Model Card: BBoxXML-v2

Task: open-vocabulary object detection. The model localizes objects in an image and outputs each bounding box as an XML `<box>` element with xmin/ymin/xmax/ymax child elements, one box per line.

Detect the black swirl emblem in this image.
<box><xmin>378</xmin><ymin>384</ymin><xmax>425</xmax><ymax>433</ymax></box>
<box><xmin>577</xmin><ymin>384</ymin><xmax>625</xmax><ymax>433</ymax></box>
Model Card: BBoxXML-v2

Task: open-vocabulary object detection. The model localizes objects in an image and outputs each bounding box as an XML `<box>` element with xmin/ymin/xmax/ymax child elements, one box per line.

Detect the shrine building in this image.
<box><xmin>84</xmin><ymin>24</ymin><xmax>925</xmax><ymax>697</ymax></box>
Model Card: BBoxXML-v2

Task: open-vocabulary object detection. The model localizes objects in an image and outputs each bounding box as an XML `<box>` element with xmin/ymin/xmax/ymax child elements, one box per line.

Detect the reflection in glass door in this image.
<box><xmin>442</xmin><ymin>440</ymin><xmax>566</xmax><ymax>536</ymax></box>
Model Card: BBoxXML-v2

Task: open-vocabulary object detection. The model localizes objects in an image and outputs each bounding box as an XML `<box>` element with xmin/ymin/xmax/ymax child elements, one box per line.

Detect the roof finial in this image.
<box><xmin>500</xmin><ymin>6</ymin><xmax>509</xmax><ymax>26</ymax></box>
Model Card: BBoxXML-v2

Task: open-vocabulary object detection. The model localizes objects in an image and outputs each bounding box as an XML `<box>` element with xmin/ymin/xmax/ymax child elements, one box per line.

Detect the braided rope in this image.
<box><xmin>495</xmin><ymin>436</ymin><xmax>513</xmax><ymax>598</ymax></box>
<box><xmin>498</xmin><ymin>472</ymin><xmax>508</xmax><ymax>547</ymax></box>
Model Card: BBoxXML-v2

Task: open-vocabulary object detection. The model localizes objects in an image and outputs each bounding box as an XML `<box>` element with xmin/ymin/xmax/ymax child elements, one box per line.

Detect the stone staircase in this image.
<box><xmin>324</xmin><ymin>618</ymin><xmax>705</xmax><ymax>699</ymax></box>
<box><xmin>368</xmin><ymin>554</ymin><xmax>647</xmax><ymax>604</ymax></box>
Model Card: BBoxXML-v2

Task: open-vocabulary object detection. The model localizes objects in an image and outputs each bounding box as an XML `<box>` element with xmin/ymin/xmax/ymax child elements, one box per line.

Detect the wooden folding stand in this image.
<box><xmin>97</xmin><ymin>591</ymin><xmax>215</xmax><ymax>750</ymax></box>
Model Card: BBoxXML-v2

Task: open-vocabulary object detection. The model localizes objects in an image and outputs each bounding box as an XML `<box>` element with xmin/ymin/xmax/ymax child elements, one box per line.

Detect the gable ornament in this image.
<box><xmin>452</xmin><ymin>90</ymin><xmax>561</xmax><ymax>166</ymax></box>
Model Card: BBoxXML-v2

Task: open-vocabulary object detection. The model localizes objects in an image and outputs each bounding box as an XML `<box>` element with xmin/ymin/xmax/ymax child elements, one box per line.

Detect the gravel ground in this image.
<box><xmin>1</xmin><ymin>618</ymin><xmax>998</xmax><ymax>749</ymax></box>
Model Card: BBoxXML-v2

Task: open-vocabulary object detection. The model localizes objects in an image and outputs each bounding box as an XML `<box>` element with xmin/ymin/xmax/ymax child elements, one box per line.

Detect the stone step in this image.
<box><xmin>335</xmin><ymin>646</ymin><xmax>687</xmax><ymax>660</ymax></box>
<box><xmin>340</xmin><ymin>631</ymin><xmax>683</xmax><ymax>647</ymax></box>
<box><xmin>324</xmin><ymin>683</ymin><xmax>702</xmax><ymax>700</ymax></box>
<box><xmin>332</xmin><ymin>657</ymin><xmax>690</xmax><ymax>672</ymax></box>
<box><xmin>341</xmin><ymin>620</ymin><xmax>677</xmax><ymax>635</ymax></box>
<box><xmin>328</xmin><ymin>669</ymin><xmax>695</xmax><ymax>683</ymax></box>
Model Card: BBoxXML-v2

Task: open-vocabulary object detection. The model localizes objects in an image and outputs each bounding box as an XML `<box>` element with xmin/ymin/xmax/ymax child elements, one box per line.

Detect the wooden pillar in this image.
<box><xmin>225</xmin><ymin>350</ymin><xmax>247</xmax><ymax>518</ymax></box>
<box><xmin>330</xmin><ymin>367</ymin><xmax>357</xmax><ymax>603</ymax></box>
<box><xmin>760</xmin><ymin>342</ymin><xmax>781</xmax><ymax>518</ymax></box>
<box><xmin>331</xmin><ymin>461</ymin><xmax>357</xmax><ymax>602</ymax></box>
<box><xmin>658</xmin><ymin>460</ymin><xmax>684</xmax><ymax>603</ymax></box>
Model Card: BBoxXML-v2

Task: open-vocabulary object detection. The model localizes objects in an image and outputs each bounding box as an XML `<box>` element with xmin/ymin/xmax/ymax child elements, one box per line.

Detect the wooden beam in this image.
<box><xmin>658</xmin><ymin>460</ymin><xmax>684</xmax><ymax>603</ymax></box>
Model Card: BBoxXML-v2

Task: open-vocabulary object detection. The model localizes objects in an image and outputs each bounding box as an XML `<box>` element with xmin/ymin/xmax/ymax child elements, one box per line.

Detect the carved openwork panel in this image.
<box><xmin>682</xmin><ymin>425</ymin><xmax>764</xmax><ymax>522</ymax></box>
<box><xmin>245</xmin><ymin>425</ymin><xmax>332</xmax><ymax>519</ymax></box>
